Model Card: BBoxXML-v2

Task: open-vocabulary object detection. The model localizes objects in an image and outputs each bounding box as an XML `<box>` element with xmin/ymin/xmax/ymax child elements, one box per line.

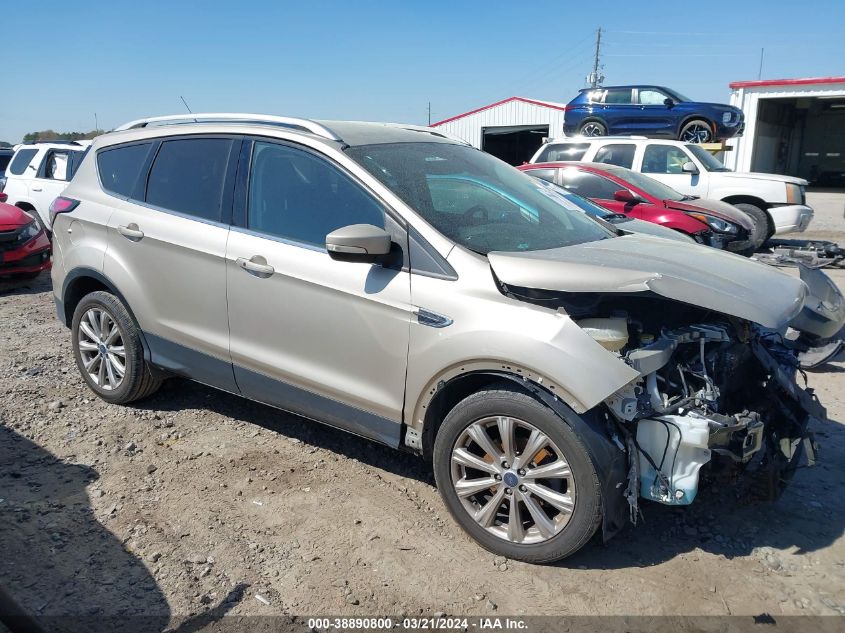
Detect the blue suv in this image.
<box><xmin>563</xmin><ymin>85</ymin><xmax>744</xmax><ymax>143</ymax></box>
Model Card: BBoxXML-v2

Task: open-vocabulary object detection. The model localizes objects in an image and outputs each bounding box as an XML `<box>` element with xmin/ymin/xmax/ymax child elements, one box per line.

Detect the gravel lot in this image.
<box><xmin>2</xmin><ymin>264</ymin><xmax>845</xmax><ymax>625</ymax></box>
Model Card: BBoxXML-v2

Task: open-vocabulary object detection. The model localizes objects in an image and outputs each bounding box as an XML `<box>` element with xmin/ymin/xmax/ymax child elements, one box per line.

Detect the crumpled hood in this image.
<box><xmin>718</xmin><ymin>171</ymin><xmax>808</xmax><ymax>186</ymax></box>
<box><xmin>0</xmin><ymin>202</ymin><xmax>33</xmax><ymax>230</ymax></box>
<box><xmin>665</xmin><ymin>198</ymin><xmax>755</xmax><ymax>231</ymax></box>
<box><xmin>489</xmin><ymin>234</ymin><xmax>807</xmax><ymax>329</ymax></box>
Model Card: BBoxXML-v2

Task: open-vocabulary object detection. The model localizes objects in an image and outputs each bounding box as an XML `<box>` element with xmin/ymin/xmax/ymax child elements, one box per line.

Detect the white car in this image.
<box><xmin>530</xmin><ymin>136</ymin><xmax>812</xmax><ymax>239</ymax></box>
<box><xmin>2</xmin><ymin>141</ymin><xmax>91</xmax><ymax>230</ymax></box>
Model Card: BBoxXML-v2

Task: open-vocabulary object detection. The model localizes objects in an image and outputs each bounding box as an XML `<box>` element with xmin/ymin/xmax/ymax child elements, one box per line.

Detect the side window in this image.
<box><xmin>146</xmin><ymin>138</ymin><xmax>233</xmax><ymax>221</ymax></box>
<box><xmin>8</xmin><ymin>148</ymin><xmax>38</xmax><ymax>176</ymax></box>
<box><xmin>97</xmin><ymin>143</ymin><xmax>153</xmax><ymax>197</ymax></box>
<box><xmin>642</xmin><ymin>145</ymin><xmax>691</xmax><ymax>174</ymax></box>
<box><xmin>593</xmin><ymin>144</ymin><xmax>636</xmax><ymax>169</ymax></box>
<box><xmin>247</xmin><ymin>142</ymin><xmax>384</xmax><ymax>247</ymax></box>
<box><xmin>537</xmin><ymin>143</ymin><xmax>590</xmax><ymax>162</ymax></box>
<box><xmin>639</xmin><ymin>89</ymin><xmax>668</xmax><ymax>105</ymax></box>
<box><xmin>524</xmin><ymin>168</ymin><xmax>556</xmax><ymax>183</ymax></box>
<box><xmin>41</xmin><ymin>151</ymin><xmax>70</xmax><ymax>180</ymax></box>
<box><xmin>0</xmin><ymin>153</ymin><xmax>12</xmax><ymax>172</ymax></box>
<box><xmin>559</xmin><ymin>170</ymin><xmax>621</xmax><ymax>199</ymax></box>
<box><xmin>603</xmin><ymin>89</ymin><xmax>632</xmax><ymax>105</ymax></box>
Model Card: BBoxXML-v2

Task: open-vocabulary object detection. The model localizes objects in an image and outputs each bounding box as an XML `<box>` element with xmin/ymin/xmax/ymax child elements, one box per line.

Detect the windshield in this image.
<box><xmin>664</xmin><ymin>87</ymin><xmax>692</xmax><ymax>102</ymax></box>
<box><xmin>345</xmin><ymin>142</ymin><xmax>613</xmax><ymax>254</ymax></box>
<box><xmin>608</xmin><ymin>167</ymin><xmax>687</xmax><ymax>201</ymax></box>
<box><xmin>685</xmin><ymin>144</ymin><xmax>731</xmax><ymax>172</ymax></box>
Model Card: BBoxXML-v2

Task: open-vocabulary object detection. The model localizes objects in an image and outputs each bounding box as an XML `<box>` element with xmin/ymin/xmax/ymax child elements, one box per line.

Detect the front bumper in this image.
<box><xmin>0</xmin><ymin>232</ymin><xmax>52</xmax><ymax>277</ymax></box>
<box><xmin>770</xmin><ymin>204</ymin><xmax>814</xmax><ymax>234</ymax></box>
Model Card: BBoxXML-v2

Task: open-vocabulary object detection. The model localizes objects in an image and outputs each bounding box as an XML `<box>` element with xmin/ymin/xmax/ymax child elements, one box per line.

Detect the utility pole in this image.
<box><xmin>427</xmin><ymin>102</ymin><xmax>431</xmax><ymax>126</ymax></box>
<box><xmin>94</xmin><ymin>112</ymin><xmax>98</xmax><ymax>131</ymax></box>
<box><xmin>589</xmin><ymin>27</ymin><xmax>603</xmax><ymax>88</ymax></box>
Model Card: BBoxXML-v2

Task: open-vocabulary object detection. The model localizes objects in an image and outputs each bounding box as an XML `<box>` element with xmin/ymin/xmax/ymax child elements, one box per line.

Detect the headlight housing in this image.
<box><xmin>722</xmin><ymin>112</ymin><xmax>732</xmax><ymax>124</ymax></box>
<box><xmin>688</xmin><ymin>212</ymin><xmax>739</xmax><ymax>234</ymax></box>
<box><xmin>786</xmin><ymin>183</ymin><xmax>803</xmax><ymax>204</ymax></box>
<box><xmin>18</xmin><ymin>220</ymin><xmax>42</xmax><ymax>244</ymax></box>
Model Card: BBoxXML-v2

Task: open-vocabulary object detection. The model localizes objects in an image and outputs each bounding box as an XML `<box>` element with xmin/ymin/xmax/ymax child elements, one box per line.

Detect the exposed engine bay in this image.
<box><xmin>576</xmin><ymin>301</ymin><xmax>826</xmax><ymax>520</ymax></box>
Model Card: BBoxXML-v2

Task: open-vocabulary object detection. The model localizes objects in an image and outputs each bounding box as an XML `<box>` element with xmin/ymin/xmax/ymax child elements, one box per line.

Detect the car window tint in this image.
<box><xmin>559</xmin><ymin>170</ymin><xmax>620</xmax><ymax>199</ymax></box>
<box><xmin>593</xmin><ymin>144</ymin><xmax>636</xmax><ymax>169</ymax></box>
<box><xmin>8</xmin><ymin>149</ymin><xmax>38</xmax><ymax>175</ymax></box>
<box><xmin>642</xmin><ymin>145</ymin><xmax>691</xmax><ymax>174</ymax></box>
<box><xmin>536</xmin><ymin>143</ymin><xmax>590</xmax><ymax>162</ymax></box>
<box><xmin>97</xmin><ymin>143</ymin><xmax>153</xmax><ymax>197</ymax></box>
<box><xmin>523</xmin><ymin>168</ymin><xmax>556</xmax><ymax>183</ymax></box>
<box><xmin>639</xmin><ymin>89</ymin><xmax>668</xmax><ymax>105</ymax></box>
<box><xmin>603</xmin><ymin>89</ymin><xmax>632</xmax><ymax>105</ymax></box>
<box><xmin>146</xmin><ymin>138</ymin><xmax>233</xmax><ymax>220</ymax></box>
<box><xmin>247</xmin><ymin>142</ymin><xmax>384</xmax><ymax>247</ymax></box>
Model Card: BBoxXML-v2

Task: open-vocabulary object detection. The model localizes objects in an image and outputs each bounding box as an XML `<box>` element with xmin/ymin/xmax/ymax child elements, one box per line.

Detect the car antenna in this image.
<box><xmin>179</xmin><ymin>96</ymin><xmax>197</xmax><ymax>123</ymax></box>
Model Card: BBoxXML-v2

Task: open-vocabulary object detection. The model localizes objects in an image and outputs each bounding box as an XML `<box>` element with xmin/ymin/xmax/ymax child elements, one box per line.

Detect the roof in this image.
<box><xmin>430</xmin><ymin>96</ymin><xmax>570</xmax><ymax>127</ymax></box>
<box><xmin>729</xmin><ymin>76</ymin><xmax>845</xmax><ymax>89</ymax></box>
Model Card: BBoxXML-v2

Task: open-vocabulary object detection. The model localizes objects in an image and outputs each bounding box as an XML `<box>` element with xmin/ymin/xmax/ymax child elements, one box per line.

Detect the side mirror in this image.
<box><xmin>681</xmin><ymin>161</ymin><xmax>699</xmax><ymax>174</ymax></box>
<box><xmin>663</xmin><ymin>97</ymin><xmax>675</xmax><ymax>108</ymax></box>
<box><xmin>613</xmin><ymin>189</ymin><xmax>639</xmax><ymax>204</ymax></box>
<box><xmin>326</xmin><ymin>224</ymin><xmax>392</xmax><ymax>262</ymax></box>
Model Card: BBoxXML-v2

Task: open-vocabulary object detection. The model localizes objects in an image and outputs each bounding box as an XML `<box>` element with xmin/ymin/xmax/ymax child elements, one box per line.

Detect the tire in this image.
<box><xmin>433</xmin><ymin>385</ymin><xmax>603</xmax><ymax>563</ymax></box>
<box><xmin>579</xmin><ymin>120</ymin><xmax>607</xmax><ymax>137</ymax></box>
<box><xmin>731</xmin><ymin>203</ymin><xmax>770</xmax><ymax>254</ymax></box>
<box><xmin>733</xmin><ymin>202</ymin><xmax>774</xmax><ymax>244</ymax></box>
<box><xmin>71</xmin><ymin>291</ymin><xmax>162</xmax><ymax>404</ymax></box>
<box><xmin>679</xmin><ymin>119</ymin><xmax>713</xmax><ymax>143</ymax></box>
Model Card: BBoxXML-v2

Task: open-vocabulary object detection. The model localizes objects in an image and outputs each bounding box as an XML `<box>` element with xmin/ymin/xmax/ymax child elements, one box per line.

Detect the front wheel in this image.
<box><xmin>433</xmin><ymin>386</ymin><xmax>603</xmax><ymax>563</ymax></box>
<box><xmin>679</xmin><ymin>119</ymin><xmax>713</xmax><ymax>143</ymax></box>
<box><xmin>733</xmin><ymin>203</ymin><xmax>773</xmax><ymax>245</ymax></box>
<box><xmin>71</xmin><ymin>291</ymin><xmax>162</xmax><ymax>404</ymax></box>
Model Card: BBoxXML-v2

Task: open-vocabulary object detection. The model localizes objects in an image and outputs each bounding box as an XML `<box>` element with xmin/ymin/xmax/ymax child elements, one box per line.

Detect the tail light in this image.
<box><xmin>49</xmin><ymin>196</ymin><xmax>80</xmax><ymax>225</ymax></box>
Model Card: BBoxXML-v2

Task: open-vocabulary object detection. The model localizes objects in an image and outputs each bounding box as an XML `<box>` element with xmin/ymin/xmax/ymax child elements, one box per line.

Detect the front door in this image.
<box><xmin>226</xmin><ymin>140</ymin><xmax>412</xmax><ymax>446</ymax></box>
<box><xmin>639</xmin><ymin>144</ymin><xmax>702</xmax><ymax>197</ymax></box>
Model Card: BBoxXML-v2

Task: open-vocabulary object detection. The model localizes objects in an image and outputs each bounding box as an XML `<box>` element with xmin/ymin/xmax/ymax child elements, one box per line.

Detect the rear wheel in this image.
<box><xmin>679</xmin><ymin>119</ymin><xmax>713</xmax><ymax>143</ymax></box>
<box><xmin>579</xmin><ymin>120</ymin><xmax>607</xmax><ymax>137</ymax></box>
<box><xmin>71</xmin><ymin>291</ymin><xmax>162</xmax><ymax>404</ymax></box>
<box><xmin>433</xmin><ymin>386</ymin><xmax>603</xmax><ymax>563</ymax></box>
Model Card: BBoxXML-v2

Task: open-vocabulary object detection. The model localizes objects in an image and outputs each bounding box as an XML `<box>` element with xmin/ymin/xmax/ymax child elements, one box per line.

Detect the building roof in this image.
<box><xmin>729</xmin><ymin>76</ymin><xmax>845</xmax><ymax>90</ymax></box>
<box><xmin>430</xmin><ymin>96</ymin><xmax>569</xmax><ymax>127</ymax></box>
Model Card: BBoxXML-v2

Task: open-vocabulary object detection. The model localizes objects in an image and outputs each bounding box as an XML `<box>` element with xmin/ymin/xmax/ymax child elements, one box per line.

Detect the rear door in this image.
<box><xmin>225</xmin><ymin>139</ymin><xmax>411</xmax><ymax>445</ymax></box>
<box><xmin>601</xmin><ymin>88</ymin><xmax>637</xmax><ymax>134</ymax></box>
<box><xmin>102</xmin><ymin>136</ymin><xmax>239</xmax><ymax>391</ymax></box>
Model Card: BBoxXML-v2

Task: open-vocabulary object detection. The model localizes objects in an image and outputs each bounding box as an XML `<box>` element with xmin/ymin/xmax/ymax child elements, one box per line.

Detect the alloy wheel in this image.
<box><xmin>681</xmin><ymin>124</ymin><xmax>712</xmax><ymax>143</ymax></box>
<box><xmin>77</xmin><ymin>307</ymin><xmax>126</xmax><ymax>391</ymax></box>
<box><xmin>450</xmin><ymin>416</ymin><xmax>576</xmax><ymax>544</ymax></box>
<box><xmin>581</xmin><ymin>122</ymin><xmax>605</xmax><ymax>137</ymax></box>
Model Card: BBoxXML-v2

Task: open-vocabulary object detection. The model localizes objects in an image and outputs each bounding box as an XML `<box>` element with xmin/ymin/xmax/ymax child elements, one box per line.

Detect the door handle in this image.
<box><xmin>117</xmin><ymin>223</ymin><xmax>144</xmax><ymax>241</ymax></box>
<box><xmin>31</xmin><ymin>187</ymin><xmax>43</xmax><ymax>192</ymax></box>
<box><xmin>236</xmin><ymin>256</ymin><xmax>274</xmax><ymax>277</ymax></box>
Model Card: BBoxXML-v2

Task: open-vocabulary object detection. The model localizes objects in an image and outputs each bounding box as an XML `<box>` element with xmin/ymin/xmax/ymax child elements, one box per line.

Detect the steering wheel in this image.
<box><xmin>462</xmin><ymin>204</ymin><xmax>489</xmax><ymax>223</ymax></box>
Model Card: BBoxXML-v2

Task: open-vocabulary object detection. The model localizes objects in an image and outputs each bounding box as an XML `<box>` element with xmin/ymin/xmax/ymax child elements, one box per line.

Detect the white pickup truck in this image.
<box><xmin>530</xmin><ymin>136</ymin><xmax>812</xmax><ymax>239</ymax></box>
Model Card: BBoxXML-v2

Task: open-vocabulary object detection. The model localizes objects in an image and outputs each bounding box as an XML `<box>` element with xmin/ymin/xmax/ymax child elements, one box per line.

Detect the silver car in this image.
<box><xmin>50</xmin><ymin>113</ymin><xmax>830</xmax><ymax>562</ymax></box>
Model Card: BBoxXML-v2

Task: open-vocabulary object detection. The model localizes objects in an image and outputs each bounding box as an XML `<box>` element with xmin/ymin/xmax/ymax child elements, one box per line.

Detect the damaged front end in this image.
<box><xmin>597</xmin><ymin>316</ymin><xmax>824</xmax><ymax>520</ymax></box>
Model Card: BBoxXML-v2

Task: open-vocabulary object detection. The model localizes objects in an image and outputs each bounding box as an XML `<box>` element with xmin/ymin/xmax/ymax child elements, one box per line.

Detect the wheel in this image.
<box><xmin>71</xmin><ymin>291</ymin><xmax>162</xmax><ymax>404</ymax></box>
<box><xmin>733</xmin><ymin>203</ymin><xmax>773</xmax><ymax>247</ymax></box>
<box><xmin>579</xmin><ymin>120</ymin><xmax>607</xmax><ymax>137</ymax></box>
<box><xmin>433</xmin><ymin>386</ymin><xmax>603</xmax><ymax>563</ymax></box>
<box><xmin>679</xmin><ymin>119</ymin><xmax>713</xmax><ymax>143</ymax></box>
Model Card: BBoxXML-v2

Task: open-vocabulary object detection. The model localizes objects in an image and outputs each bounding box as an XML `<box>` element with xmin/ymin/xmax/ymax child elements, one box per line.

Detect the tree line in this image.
<box><xmin>21</xmin><ymin>129</ymin><xmax>105</xmax><ymax>143</ymax></box>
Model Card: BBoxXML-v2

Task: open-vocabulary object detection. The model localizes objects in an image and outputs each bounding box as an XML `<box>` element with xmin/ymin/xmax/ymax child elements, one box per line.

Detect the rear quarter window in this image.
<box><xmin>97</xmin><ymin>143</ymin><xmax>153</xmax><ymax>197</ymax></box>
<box><xmin>8</xmin><ymin>148</ymin><xmax>39</xmax><ymax>176</ymax></box>
<box><xmin>536</xmin><ymin>143</ymin><xmax>591</xmax><ymax>162</ymax></box>
<box><xmin>593</xmin><ymin>144</ymin><xmax>636</xmax><ymax>169</ymax></box>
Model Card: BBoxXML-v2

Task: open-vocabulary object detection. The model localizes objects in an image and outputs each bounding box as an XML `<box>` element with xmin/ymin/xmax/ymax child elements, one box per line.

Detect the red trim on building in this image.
<box><xmin>430</xmin><ymin>96</ymin><xmax>569</xmax><ymax>127</ymax></box>
<box><xmin>729</xmin><ymin>76</ymin><xmax>845</xmax><ymax>90</ymax></box>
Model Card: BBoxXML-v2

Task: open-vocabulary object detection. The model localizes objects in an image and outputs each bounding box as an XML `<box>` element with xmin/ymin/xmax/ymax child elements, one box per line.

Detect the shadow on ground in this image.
<box><xmin>0</xmin><ymin>425</ymin><xmax>245</xmax><ymax>633</ymax></box>
<box><xmin>136</xmin><ymin>377</ymin><xmax>845</xmax><ymax>570</ymax></box>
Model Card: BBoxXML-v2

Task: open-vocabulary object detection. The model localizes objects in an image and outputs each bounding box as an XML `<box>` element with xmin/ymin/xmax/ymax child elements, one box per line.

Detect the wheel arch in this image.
<box><xmin>61</xmin><ymin>267</ymin><xmax>154</xmax><ymax>363</ymax></box>
<box><xmin>678</xmin><ymin>114</ymin><xmax>715</xmax><ymax>138</ymax></box>
<box><xmin>721</xmin><ymin>195</ymin><xmax>774</xmax><ymax>233</ymax></box>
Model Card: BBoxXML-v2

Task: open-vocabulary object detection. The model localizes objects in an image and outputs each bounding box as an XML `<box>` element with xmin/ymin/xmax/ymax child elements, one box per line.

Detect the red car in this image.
<box><xmin>518</xmin><ymin>161</ymin><xmax>759</xmax><ymax>254</ymax></box>
<box><xmin>0</xmin><ymin>202</ymin><xmax>51</xmax><ymax>279</ymax></box>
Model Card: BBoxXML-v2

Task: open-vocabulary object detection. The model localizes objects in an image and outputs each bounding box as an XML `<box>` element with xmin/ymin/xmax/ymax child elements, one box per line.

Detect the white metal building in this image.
<box><xmin>431</xmin><ymin>96</ymin><xmax>569</xmax><ymax>165</ymax></box>
<box><xmin>725</xmin><ymin>76</ymin><xmax>845</xmax><ymax>187</ymax></box>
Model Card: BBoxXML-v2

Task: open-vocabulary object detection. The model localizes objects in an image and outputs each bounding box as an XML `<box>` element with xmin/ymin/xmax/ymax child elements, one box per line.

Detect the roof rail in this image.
<box><xmin>384</xmin><ymin>123</ymin><xmax>472</xmax><ymax>146</ymax></box>
<box><xmin>114</xmin><ymin>113</ymin><xmax>342</xmax><ymax>141</ymax></box>
<box><xmin>21</xmin><ymin>139</ymin><xmax>85</xmax><ymax>146</ymax></box>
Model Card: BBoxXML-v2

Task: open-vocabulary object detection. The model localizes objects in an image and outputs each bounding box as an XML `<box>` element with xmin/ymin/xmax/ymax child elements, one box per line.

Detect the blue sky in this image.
<box><xmin>2</xmin><ymin>0</ymin><xmax>844</xmax><ymax>142</ymax></box>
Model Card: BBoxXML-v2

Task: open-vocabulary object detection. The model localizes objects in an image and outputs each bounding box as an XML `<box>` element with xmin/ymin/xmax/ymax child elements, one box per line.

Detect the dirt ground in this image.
<box><xmin>2</xmin><ymin>263</ymin><xmax>845</xmax><ymax>626</ymax></box>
